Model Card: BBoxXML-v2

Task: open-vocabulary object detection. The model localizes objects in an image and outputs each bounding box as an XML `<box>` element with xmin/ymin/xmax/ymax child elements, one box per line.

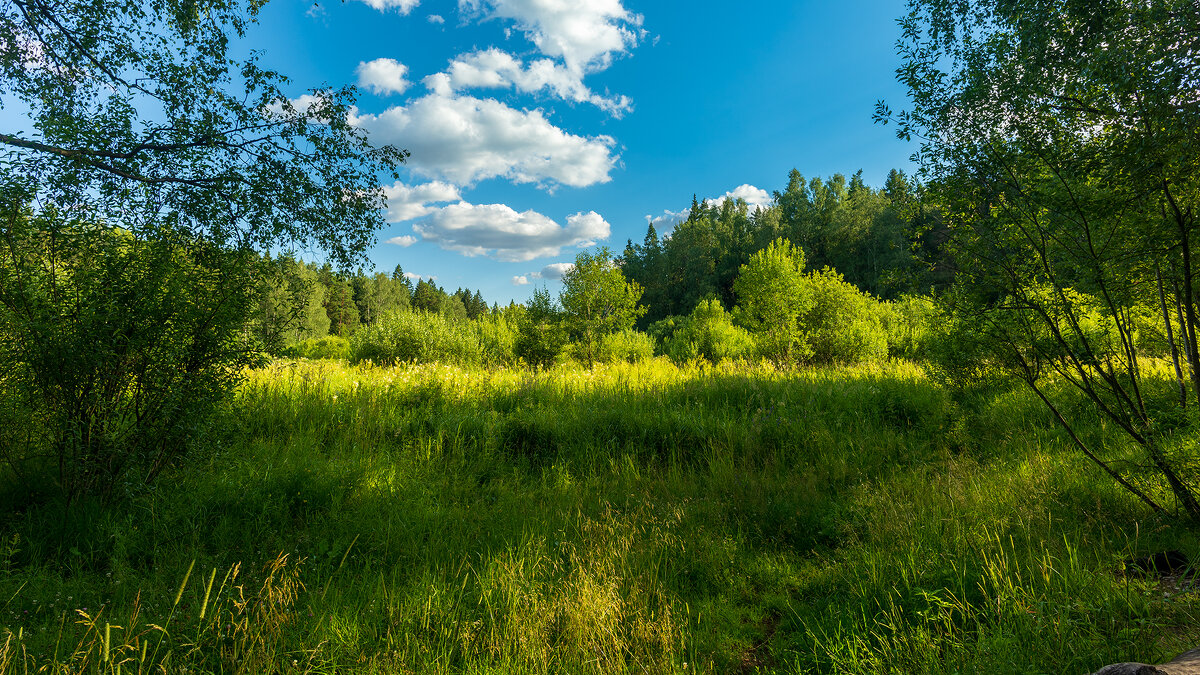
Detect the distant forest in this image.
<box><xmin>257</xmin><ymin>167</ymin><xmax>948</xmax><ymax>351</ymax></box>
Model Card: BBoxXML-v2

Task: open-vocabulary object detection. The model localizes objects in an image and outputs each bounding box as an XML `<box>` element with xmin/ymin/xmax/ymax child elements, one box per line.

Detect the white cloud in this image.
<box><xmin>434</xmin><ymin>48</ymin><xmax>631</xmax><ymax>114</ymax></box>
<box><xmin>413</xmin><ymin>202</ymin><xmax>610</xmax><ymax>262</ymax></box>
<box><xmin>534</xmin><ymin>262</ymin><xmax>574</xmax><ymax>279</ymax></box>
<box><xmin>711</xmin><ymin>184</ymin><xmax>773</xmax><ymax>211</ymax></box>
<box><xmin>352</xmin><ymin>92</ymin><xmax>618</xmax><ymax>188</ymax></box>
<box><xmin>404</xmin><ymin>271</ymin><xmax>438</xmax><ymax>281</ymax></box>
<box><xmin>512</xmin><ymin>275</ymin><xmax>530</xmax><ymax>285</ymax></box>
<box><xmin>356</xmin><ymin>0</ymin><xmax>420</xmax><ymax>13</ymax></box>
<box><xmin>263</xmin><ymin>93</ymin><xmax>337</xmax><ymax>122</ymax></box>
<box><xmin>357</xmin><ymin>58</ymin><xmax>411</xmax><ymax>96</ymax></box>
<box><xmin>382</xmin><ymin>181</ymin><xmax>462</xmax><ymax>221</ymax></box>
<box><xmin>387</xmin><ymin>235</ymin><xmax>418</xmax><ymax>247</ymax></box>
<box><xmin>643</xmin><ymin>185</ymin><xmax>773</xmax><ymax>237</ymax></box>
<box><xmin>458</xmin><ymin>0</ymin><xmax>642</xmax><ymax>74</ymax></box>
<box><xmin>428</xmin><ymin>13</ymin><xmax>445</xmax><ymax>23</ymax></box>
<box><xmin>644</xmin><ymin>209</ymin><xmax>687</xmax><ymax>234</ymax></box>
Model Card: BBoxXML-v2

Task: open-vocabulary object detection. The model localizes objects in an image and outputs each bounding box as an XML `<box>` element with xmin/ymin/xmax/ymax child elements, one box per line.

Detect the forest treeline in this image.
<box><xmin>622</xmin><ymin>168</ymin><xmax>949</xmax><ymax>326</ymax></box>
<box><xmin>261</xmin><ymin>167</ymin><xmax>950</xmax><ymax>368</ymax></box>
<box><xmin>252</xmin><ymin>256</ymin><xmax>492</xmax><ymax>351</ymax></box>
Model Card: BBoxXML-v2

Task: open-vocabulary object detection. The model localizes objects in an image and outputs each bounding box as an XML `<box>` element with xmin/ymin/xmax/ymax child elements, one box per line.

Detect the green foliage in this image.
<box><xmin>474</xmin><ymin>312</ymin><xmax>520</xmax><ymax>369</ymax></box>
<box><xmin>620</xmin><ymin>168</ymin><xmax>943</xmax><ymax>327</ymax></box>
<box><xmin>251</xmin><ymin>255</ymin><xmax>330</xmax><ymax>354</ymax></box>
<box><xmin>350</xmin><ymin>311</ymin><xmax>518</xmax><ymax>368</ymax></box>
<box><xmin>515</xmin><ymin>287</ymin><xmax>567</xmax><ymax>369</ymax></box>
<box><xmin>661</xmin><ymin>297</ymin><xmax>757</xmax><ymax>365</ymax></box>
<box><xmin>733</xmin><ymin>237</ymin><xmax>813</xmax><ymax>364</ymax></box>
<box><xmin>350</xmin><ymin>312</ymin><xmax>483</xmax><ymax>367</ymax></box>
<box><xmin>281</xmin><ymin>336</ymin><xmax>351</xmax><ymax>361</ymax></box>
<box><xmin>4</xmin><ymin>360</ymin><xmax>1198</xmax><ymax>673</ymax></box>
<box><xmin>802</xmin><ymin>267</ymin><xmax>889</xmax><ymax>365</ymax></box>
<box><xmin>0</xmin><ymin>209</ymin><xmax>259</xmax><ymax>500</ymax></box>
<box><xmin>883</xmin><ymin>0</ymin><xmax>1200</xmax><ymax>515</ymax></box>
<box><xmin>881</xmin><ymin>294</ymin><xmax>940</xmax><ymax>359</ymax></box>
<box><xmin>591</xmin><ymin>329</ymin><xmax>656</xmax><ymax>364</ymax></box>
<box><xmin>560</xmin><ymin>248</ymin><xmax>647</xmax><ymax>366</ymax></box>
<box><xmin>0</xmin><ymin>0</ymin><xmax>403</xmax><ymax>268</ymax></box>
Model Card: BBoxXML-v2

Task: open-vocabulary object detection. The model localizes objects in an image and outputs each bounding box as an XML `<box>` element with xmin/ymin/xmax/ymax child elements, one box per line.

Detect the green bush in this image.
<box><xmin>351</xmin><ymin>311</ymin><xmax>483</xmax><ymax>366</ymax></box>
<box><xmin>476</xmin><ymin>313</ymin><xmax>520</xmax><ymax>368</ymax></box>
<box><xmin>282</xmin><ymin>336</ymin><xmax>351</xmax><ymax>360</ymax></box>
<box><xmin>350</xmin><ymin>311</ymin><xmax>520</xmax><ymax>368</ymax></box>
<box><xmin>593</xmin><ymin>329</ymin><xmax>656</xmax><ymax>364</ymax></box>
<box><xmin>881</xmin><ymin>294</ymin><xmax>940</xmax><ymax>359</ymax></box>
<box><xmin>515</xmin><ymin>288</ymin><xmax>567</xmax><ymax>369</ymax></box>
<box><xmin>802</xmin><ymin>267</ymin><xmax>889</xmax><ymax>365</ymax></box>
<box><xmin>662</xmin><ymin>297</ymin><xmax>757</xmax><ymax>364</ymax></box>
<box><xmin>0</xmin><ymin>209</ymin><xmax>260</xmax><ymax>500</ymax></box>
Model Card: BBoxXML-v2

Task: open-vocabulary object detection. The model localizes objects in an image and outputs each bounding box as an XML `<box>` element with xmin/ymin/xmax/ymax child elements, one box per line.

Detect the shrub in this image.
<box><xmin>282</xmin><ymin>336</ymin><xmax>351</xmax><ymax>360</ymax></box>
<box><xmin>515</xmin><ymin>288</ymin><xmax>568</xmax><ymax>369</ymax></box>
<box><xmin>0</xmin><ymin>210</ymin><xmax>260</xmax><ymax>501</ymax></box>
<box><xmin>802</xmin><ymin>268</ymin><xmax>889</xmax><ymax>365</ymax></box>
<box><xmin>881</xmin><ymin>294</ymin><xmax>940</xmax><ymax>359</ymax></box>
<box><xmin>733</xmin><ymin>238</ymin><xmax>813</xmax><ymax>364</ymax></box>
<box><xmin>662</xmin><ymin>298</ymin><xmax>757</xmax><ymax>365</ymax></box>
<box><xmin>476</xmin><ymin>313</ymin><xmax>520</xmax><ymax>368</ymax></box>
<box><xmin>594</xmin><ymin>329</ymin><xmax>656</xmax><ymax>364</ymax></box>
<box><xmin>350</xmin><ymin>311</ymin><xmax>484</xmax><ymax>366</ymax></box>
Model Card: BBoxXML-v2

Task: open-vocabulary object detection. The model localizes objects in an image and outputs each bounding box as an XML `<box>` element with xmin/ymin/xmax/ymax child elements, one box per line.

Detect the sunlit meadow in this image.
<box><xmin>0</xmin><ymin>358</ymin><xmax>1197</xmax><ymax>673</ymax></box>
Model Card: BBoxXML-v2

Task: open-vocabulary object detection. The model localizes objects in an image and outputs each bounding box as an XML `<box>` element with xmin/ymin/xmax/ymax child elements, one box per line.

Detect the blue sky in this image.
<box><xmin>248</xmin><ymin>0</ymin><xmax>916</xmax><ymax>304</ymax></box>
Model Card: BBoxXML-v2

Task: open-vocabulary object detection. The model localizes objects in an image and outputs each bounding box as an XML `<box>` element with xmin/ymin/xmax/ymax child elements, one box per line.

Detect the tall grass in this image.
<box><xmin>0</xmin><ymin>359</ymin><xmax>1196</xmax><ymax>673</ymax></box>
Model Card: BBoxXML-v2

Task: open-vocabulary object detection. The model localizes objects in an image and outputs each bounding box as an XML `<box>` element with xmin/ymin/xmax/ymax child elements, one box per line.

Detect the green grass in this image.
<box><xmin>0</xmin><ymin>358</ymin><xmax>1197</xmax><ymax>673</ymax></box>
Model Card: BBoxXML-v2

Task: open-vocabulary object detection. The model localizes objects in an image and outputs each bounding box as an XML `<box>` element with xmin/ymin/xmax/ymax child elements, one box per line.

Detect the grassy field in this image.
<box><xmin>0</xmin><ymin>358</ymin><xmax>1197</xmax><ymax>673</ymax></box>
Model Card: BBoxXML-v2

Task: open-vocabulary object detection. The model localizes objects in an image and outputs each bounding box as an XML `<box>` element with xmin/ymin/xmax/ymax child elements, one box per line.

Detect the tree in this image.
<box><xmin>516</xmin><ymin>287</ymin><xmax>567</xmax><ymax>369</ymax></box>
<box><xmin>0</xmin><ymin>208</ymin><xmax>261</xmax><ymax>500</ymax></box>
<box><xmin>411</xmin><ymin>279</ymin><xmax>443</xmax><ymax>314</ymax></box>
<box><xmin>252</xmin><ymin>255</ymin><xmax>329</xmax><ymax>352</ymax></box>
<box><xmin>733</xmin><ymin>238</ymin><xmax>814</xmax><ymax>364</ymax></box>
<box><xmin>880</xmin><ymin>0</ymin><xmax>1200</xmax><ymax>516</ymax></box>
<box><xmin>0</xmin><ymin>0</ymin><xmax>404</xmax><ymax>500</ymax></box>
<box><xmin>560</xmin><ymin>247</ymin><xmax>647</xmax><ymax>367</ymax></box>
<box><xmin>0</xmin><ymin>0</ymin><xmax>403</xmax><ymax>264</ymax></box>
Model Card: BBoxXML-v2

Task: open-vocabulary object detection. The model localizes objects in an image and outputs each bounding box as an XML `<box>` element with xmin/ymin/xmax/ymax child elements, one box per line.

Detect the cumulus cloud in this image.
<box><xmin>387</xmin><ymin>235</ymin><xmax>418</xmax><ymax>247</ymax></box>
<box><xmin>458</xmin><ymin>0</ymin><xmax>642</xmax><ymax>74</ymax></box>
<box><xmin>355</xmin><ymin>0</ymin><xmax>420</xmax><ymax>13</ymax></box>
<box><xmin>412</xmin><ymin>201</ymin><xmax>610</xmax><ymax>262</ymax></box>
<box><xmin>711</xmin><ymin>184</ymin><xmax>773</xmax><ymax>211</ymax></box>
<box><xmin>382</xmin><ymin>181</ymin><xmax>462</xmax><ymax>221</ymax></box>
<box><xmin>433</xmin><ymin>48</ymin><xmax>631</xmax><ymax>114</ymax></box>
<box><xmin>352</xmin><ymin>92</ymin><xmax>618</xmax><ymax>188</ymax></box>
<box><xmin>428</xmin><ymin>13</ymin><xmax>445</xmax><ymax>23</ymax></box>
<box><xmin>644</xmin><ymin>209</ymin><xmax>687</xmax><ymax>234</ymax></box>
<box><xmin>642</xmin><ymin>185</ymin><xmax>773</xmax><ymax>237</ymax></box>
<box><xmin>404</xmin><ymin>271</ymin><xmax>437</xmax><ymax>281</ymax></box>
<box><xmin>534</xmin><ymin>262</ymin><xmax>574</xmax><ymax>279</ymax></box>
<box><xmin>357</xmin><ymin>58</ymin><xmax>411</xmax><ymax>96</ymax></box>
<box><xmin>511</xmin><ymin>275</ymin><xmax>530</xmax><ymax>285</ymax></box>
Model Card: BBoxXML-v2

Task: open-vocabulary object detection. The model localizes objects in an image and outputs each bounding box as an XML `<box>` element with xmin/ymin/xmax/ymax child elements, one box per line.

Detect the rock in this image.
<box><xmin>1091</xmin><ymin>648</ymin><xmax>1200</xmax><ymax>675</ymax></box>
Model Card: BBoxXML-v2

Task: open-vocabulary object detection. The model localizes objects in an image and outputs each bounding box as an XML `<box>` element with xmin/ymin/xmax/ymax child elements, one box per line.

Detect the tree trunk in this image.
<box><xmin>1158</xmin><ymin>266</ymin><xmax>1187</xmax><ymax>406</ymax></box>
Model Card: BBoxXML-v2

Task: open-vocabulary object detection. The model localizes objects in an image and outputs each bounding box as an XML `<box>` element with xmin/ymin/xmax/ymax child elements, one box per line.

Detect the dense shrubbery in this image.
<box><xmin>351</xmin><ymin>312</ymin><xmax>482</xmax><ymax>366</ymax></box>
<box><xmin>350</xmin><ymin>311</ymin><xmax>520</xmax><ymax>368</ymax></box>
<box><xmin>281</xmin><ymin>336</ymin><xmax>352</xmax><ymax>360</ymax></box>
<box><xmin>657</xmin><ymin>297</ymin><xmax>757</xmax><ymax>364</ymax></box>
<box><xmin>592</xmin><ymin>329</ymin><xmax>656</xmax><ymax>364</ymax></box>
<box><xmin>802</xmin><ymin>267</ymin><xmax>889</xmax><ymax>365</ymax></box>
<box><xmin>514</xmin><ymin>288</ymin><xmax>568</xmax><ymax>369</ymax></box>
<box><xmin>0</xmin><ymin>211</ymin><xmax>260</xmax><ymax>500</ymax></box>
<box><xmin>882</xmin><ymin>294</ymin><xmax>940</xmax><ymax>359</ymax></box>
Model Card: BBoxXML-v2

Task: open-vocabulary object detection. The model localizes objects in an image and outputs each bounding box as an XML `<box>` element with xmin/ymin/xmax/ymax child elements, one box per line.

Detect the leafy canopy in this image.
<box><xmin>0</xmin><ymin>0</ymin><xmax>405</xmax><ymax>266</ymax></box>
